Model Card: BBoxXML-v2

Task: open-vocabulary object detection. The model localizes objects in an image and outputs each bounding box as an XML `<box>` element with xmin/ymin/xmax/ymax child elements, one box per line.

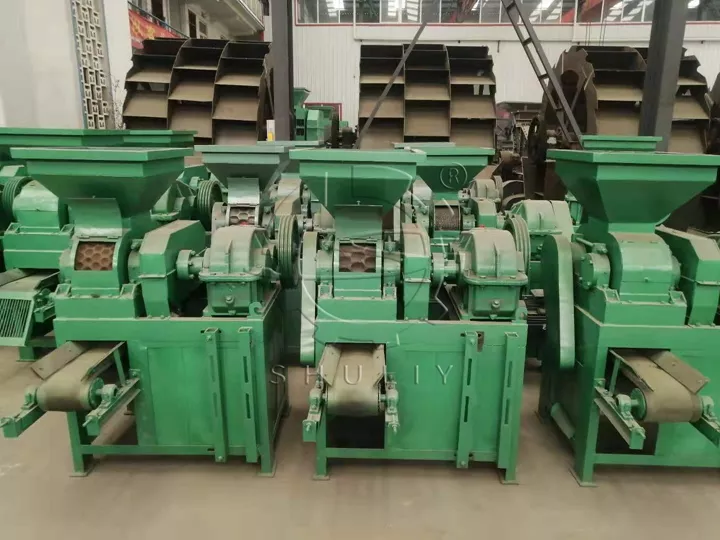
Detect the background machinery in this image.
<box><xmin>521</xmin><ymin>45</ymin><xmax>711</xmax><ymax>223</ymax></box>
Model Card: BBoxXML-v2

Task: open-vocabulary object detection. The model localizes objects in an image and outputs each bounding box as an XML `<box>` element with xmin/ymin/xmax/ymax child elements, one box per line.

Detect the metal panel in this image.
<box><xmin>293</xmin><ymin>25</ymin><xmax>361</xmax><ymax>124</ymax></box>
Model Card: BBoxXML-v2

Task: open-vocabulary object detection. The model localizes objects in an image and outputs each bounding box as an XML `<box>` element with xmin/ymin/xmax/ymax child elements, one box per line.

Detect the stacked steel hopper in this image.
<box><xmin>524</xmin><ymin>45</ymin><xmax>711</xmax><ymax>201</ymax></box>
<box><xmin>357</xmin><ymin>44</ymin><xmax>497</xmax><ymax>149</ymax></box>
<box><xmin>123</xmin><ymin>38</ymin><xmax>272</xmax><ymax>144</ymax></box>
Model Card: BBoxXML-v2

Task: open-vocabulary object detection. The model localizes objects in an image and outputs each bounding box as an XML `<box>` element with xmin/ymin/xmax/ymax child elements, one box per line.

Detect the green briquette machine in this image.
<box><xmin>540</xmin><ymin>146</ymin><xmax>720</xmax><ymax>485</ymax></box>
<box><xmin>0</xmin><ymin>145</ymin><xmax>296</xmax><ymax>475</ymax></box>
<box><xmin>293</xmin><ymin>148</ymin><xmax>529</xmax><ymax>481</ymax></box>
<box><xmin>0</xmin><ymin>128</ymin><xmax>216</xmax><ymax>360</ymax></box>
<box><xmin>0</xmin><ymin>129</ymin><xmax>127</xmax><ymax>359</ymax></box>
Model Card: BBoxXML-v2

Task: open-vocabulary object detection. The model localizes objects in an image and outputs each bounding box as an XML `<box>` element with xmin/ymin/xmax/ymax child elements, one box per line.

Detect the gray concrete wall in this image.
<box><xmin>0</xmin><ymin>0</ymin><xmax>83</xmax><ymax>128</ymax></box>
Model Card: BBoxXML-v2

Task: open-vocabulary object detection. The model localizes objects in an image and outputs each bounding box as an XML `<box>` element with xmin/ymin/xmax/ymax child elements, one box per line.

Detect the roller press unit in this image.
<box><xmin>294</xmin><ymin>149</ymin><xmax>528</xmax><ymax>481</ymax></box>
<box><xmin>540</xmin><ymin>145</ymin><xmax>720</xmax><ymax>485</ymax></box>
<box><xmin>196</xmin><ymin>143</ymin><xmax>313</xmax><ymax>363</ymax></box>
<box><xmin>393</xmin><ymin>143</ymin><xmax>498</xmax><ymax>253</ymax></box>
<box><xmin>0</xmin><ymin>145</ymin><xmax>297</xmax><ymax>475</ymax></box>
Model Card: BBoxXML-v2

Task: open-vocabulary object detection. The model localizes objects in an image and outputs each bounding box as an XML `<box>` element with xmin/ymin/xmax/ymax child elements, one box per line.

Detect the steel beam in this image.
<box><xmin>270</xmin><ymin>0</ymin><xmax>294</xmax><ymax>141</ymax></box>
<box><xmin>639</xmin><ymin>0</ymin><xmax>689</xmax><ymax>151</ymax></box>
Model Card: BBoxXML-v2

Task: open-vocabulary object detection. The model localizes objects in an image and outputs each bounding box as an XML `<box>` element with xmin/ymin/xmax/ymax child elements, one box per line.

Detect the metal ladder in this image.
<box><xmin>500</xmin><ymin>0</ymin><xmax>584</xmax><ymax>148</ymax></box>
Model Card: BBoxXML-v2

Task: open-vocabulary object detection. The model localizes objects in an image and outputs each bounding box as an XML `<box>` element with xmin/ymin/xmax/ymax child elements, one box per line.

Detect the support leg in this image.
<box><xmin>257</xmin><ymin>444</ymin><xmax>276</xmax><ymax>478</ymax></box>
<box><xmin>537</xmin><ymin>348</ymin><xmax>555</xmax><ymax>423</ymax></box>
<box><xmin>570</xmin><ymin>375</ymin><xmax>601</xmax><ymax>487</ymax></box>
<box><xmin>313</xmin><ymin>414</ymin><xmax>329</xmax><ymax>480</ymax></box>
<box><xmin>498</xmin><ymin>333</ymin><xmax>523</xmax><ymax>485</ymax></box>
<box><xmin>501</xmin><ymin>466</ymin><xmax>518</xmax><ymax>485</ymax></box>
<box><xmin>67</xmin><ymin>412</ymin><xmax>94</xmax><ymax>477</ymax></box>
<box><xmin>18</xmin><ymin>346</ymin><xmax>40</xmax><ymax>362</ymax></box>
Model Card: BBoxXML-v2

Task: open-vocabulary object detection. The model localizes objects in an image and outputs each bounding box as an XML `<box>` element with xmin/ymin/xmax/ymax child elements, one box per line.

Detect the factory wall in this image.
<box><xmin>0</xmin><ymin>0</ymin><xmax>83</xmax><ymax>128</ymax></box>
<box><xmin>0</xmin><ymin>0</ymin><xmax>132</xmax><ymax>129</ymax></box>
<box><xmin>105</xmin><ymin>0</ymin><xmax>133</xmax><ymax>127</ymax></box>
<box><xmin>293</xmin><ymin>22</ymin><xmax>720</xmax><ymax>127</ymax></box>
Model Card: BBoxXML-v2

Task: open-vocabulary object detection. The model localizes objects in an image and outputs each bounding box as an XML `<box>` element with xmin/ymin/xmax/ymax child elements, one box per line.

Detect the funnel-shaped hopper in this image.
<box><xmin>195</xmin><ymin>145</ymin><xmax>289</xmax><ymax>190</ymax></box>
<box><xmin>290</xmin><ymin>148</ymin><xmax>425</xmax><ymax>217</ymax></box>
<box><xmin>0</xmin><ymin>128</ymin><xmax>126</xmax><ymax>161</ymax></box>
<box><xmin>581</xmin><ymin>135</ymin><xmax>660</xmax><ymax>152</ymax></box>
<box><xmin>257</xmin><ymin>140</ymin><xmax>323</xmax><ymax>148</ymax></box>
<box><xmin>293</xmin><ymin>87</ymin><xmax>311</xmax><ymax>108</ymax></box>
<box><xmin>257</xmin><ymin>140</ymin><xmax>324</xmax><ymax>173</ymax></box>
<box><xmin>548</xmin><ymin>149</ymin><xmax>720</xmax><ymax>228</ymax></box>
<box><xmin>394</xmin><ymin>144</ymin><xmax>494</xmax><ymax>197</ymax></box>
<box><xmin>393</xmin><ymin>142</ymin><xmax>456</xmax><ymax>148</ymax></box>
<box><xmin>10</xmin><ymin>147</ymin><xmax>192</xmax><ymax>217</ymax></box>
<box><xmin>122</xmin><ymin>130</ymin><xmax>195</xmax><ymax>147</ymax></box>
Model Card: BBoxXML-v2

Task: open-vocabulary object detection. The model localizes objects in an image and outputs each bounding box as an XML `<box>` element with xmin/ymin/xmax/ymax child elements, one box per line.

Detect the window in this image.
<box><xmin>188</xmin><ymin>9</ymin><xmax>208</xmax><ymax>38</ymax></box>
<box><xmin>188</xmin><ymin>10</ymin><xmax>197</xmax><ymax>36</ymax></box>
<box><xmin>151</xmin><ymin>0</ymin><xmax>165</xmax><ymax>21</ymax></box>
<box><xmin>295</xmin><ymin>0</ymin><xmax>720</xmax><ymax>24</ymax></box>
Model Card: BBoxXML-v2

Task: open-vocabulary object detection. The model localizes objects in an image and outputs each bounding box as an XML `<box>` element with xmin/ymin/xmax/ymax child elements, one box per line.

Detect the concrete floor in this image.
<box><xmin>1</xmin><ymin>348</ymin><xmax>720</xmax><ymax>539</ymax></box>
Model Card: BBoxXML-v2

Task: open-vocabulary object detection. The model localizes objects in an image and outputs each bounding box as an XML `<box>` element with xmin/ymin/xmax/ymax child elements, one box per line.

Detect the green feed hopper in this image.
<box><xmin>548</xmin><ymin>149</ymin><xmax>720</xmax><ymax>233</ymax></box>
<box><xmin>580</xmin><ymin>135</ymin><xmax>661</xmax><ymax>152</ymax></box>
<box><xmin>121</xmin><ymin>130</ymin><xmax>196</xmax><ymax>148</ymax></box>
<box><xmin>0</xmin><ymin>128</ymin><xmax>126</xmax><ymax>163</ymax></box>
<box><xmin>394</xmin><ymin>144</ymin><xmax>494</xmax><ymax>199</ymax></box>
<box><xmin>257</xmin><ymin>140</ymin><xmax>323</xmax><ymax>172</ymax></box>
<box><xmin>294</xmin><ymin>87</ymin><xmax>311</xmax><ymax>108</ymax></box>
<box><xmin>195</xmin><ymin>144</ymin><xmax>289</xmax><ymax>191</ymax></box>
<box><xmin>291</xmin><ymin>149</ymin><xmax>424</xmax><ymax>217</ymax></box>
<box><xmin>291</xmin><ymin>148</ymin><xmax>424</xmax><ymax>238</ymax></box>
<box><xmin>11</xmin><ymin>147</ymin><xmax>192</xmax><ymax>218</ymax></box>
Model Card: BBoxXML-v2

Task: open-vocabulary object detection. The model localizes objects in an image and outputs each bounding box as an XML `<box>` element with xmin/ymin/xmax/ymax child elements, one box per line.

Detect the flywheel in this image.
<box><xmin>276</xmin><ymin>214</ymin><xmax>299</xmax><ymax>288</ymax></box>
<box><xmin>2</xmin><ymin>176</ymin><xmax>32</xmax><ymax>222</ymax></box>
<box><xmin>505</xmin><ymin>215</ymin><xmax>531</xmax><ymax>274</ymax></box>
<box><xmin>195</xmin><ymin>179</ymin><xmax>223</xmax><ymax>230</ymax></box>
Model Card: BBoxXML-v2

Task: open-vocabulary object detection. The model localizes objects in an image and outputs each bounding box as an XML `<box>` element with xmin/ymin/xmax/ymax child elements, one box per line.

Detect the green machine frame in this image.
<box><xmin>1</xmin><ymin>146</ymin><xmax>294</xmax><ymax>476</ymax></box>
<box><xmin>292</xmin><ymin>148</ymin><xmax>528</xmax><ymax>481</ymax></box>
<box><xmin>540</xmin><ymin>147</ymin><xmax>720</xmax><ymax>485</ymax></box>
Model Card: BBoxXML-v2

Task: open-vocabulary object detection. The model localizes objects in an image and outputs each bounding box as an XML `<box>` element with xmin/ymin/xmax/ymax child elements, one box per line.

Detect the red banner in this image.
<box><xmin>129</xmin><ymin>9</ymin><xmax>180</xmax><ymax>50</ymax></box>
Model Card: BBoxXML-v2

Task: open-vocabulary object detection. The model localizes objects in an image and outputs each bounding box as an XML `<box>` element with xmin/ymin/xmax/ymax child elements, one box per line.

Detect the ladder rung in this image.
<box><xmin>522</xmin><ymin>37</ymin><xmax>532</xmax><ymax>47</ymax></box>
<box><xmin>539</xmin><ymin>73</ymin><xmax>549</xmax><ymax>80</ymax></box>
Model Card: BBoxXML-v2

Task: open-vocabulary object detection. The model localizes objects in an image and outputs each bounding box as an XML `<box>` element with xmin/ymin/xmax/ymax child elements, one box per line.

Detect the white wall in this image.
<box><xmin>0</xmin><ymin>0</ymin><xmax>82</xmax><ymax>128</ymax></box>
<box><xmin>0</xmin><ymin>0</ymin><xmax>132</xmax><ymax>129</ymax></box>
<box><xmin>180</xmin><ymin>1</ymin><xmax>232</xmax><ymax>38</ymax></box>
<box><xmin>293</xmin><ymin>22</ymin><xmax>720</xmax><ymax>127</ymax></box>
<box><xmin>103</xmin><ymin>0</ymin><xmax>132</xmax><ymax>127</ymax></box>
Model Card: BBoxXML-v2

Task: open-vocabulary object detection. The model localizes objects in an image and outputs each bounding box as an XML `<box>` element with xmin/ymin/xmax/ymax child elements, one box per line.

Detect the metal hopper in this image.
<box><xmin>549</xmin><ymin>149</ymin><xmax>720</xmax><ymax>232</ymax></box>
<box><xmin>10</xmin><ymin>147</ymin><xmax>191</xmax><ymax>218</ymax></box>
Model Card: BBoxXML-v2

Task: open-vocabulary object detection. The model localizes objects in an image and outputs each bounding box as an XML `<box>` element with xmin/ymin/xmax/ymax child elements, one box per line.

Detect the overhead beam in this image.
<box><xmin>639</xmin><ymin>0</ymin><xmax>689</xmax><ymax>151</ymax></box>
<box><xmin>270</xmin><ymin>0</ymin><xmax>294</xmax><ymax>141</ymax></box>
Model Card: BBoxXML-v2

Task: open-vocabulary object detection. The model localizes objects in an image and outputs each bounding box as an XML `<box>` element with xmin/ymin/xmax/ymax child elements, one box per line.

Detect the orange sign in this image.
<box><xmin>129</xmin><ymin>9</ymin><xmax>180</xmax><ymax>49</ymax></box>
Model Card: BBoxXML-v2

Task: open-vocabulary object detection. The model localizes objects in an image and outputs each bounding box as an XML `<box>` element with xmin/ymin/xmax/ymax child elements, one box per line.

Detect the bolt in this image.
<box><xmin>225</xmin><ymin>295</ymin><xmax>234</xmax><ymax>304</ymax></box>
<box><xmin>491</xmin><ymin>299</ymin><xmax>501</xmax><ymax>309</ymax></box>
